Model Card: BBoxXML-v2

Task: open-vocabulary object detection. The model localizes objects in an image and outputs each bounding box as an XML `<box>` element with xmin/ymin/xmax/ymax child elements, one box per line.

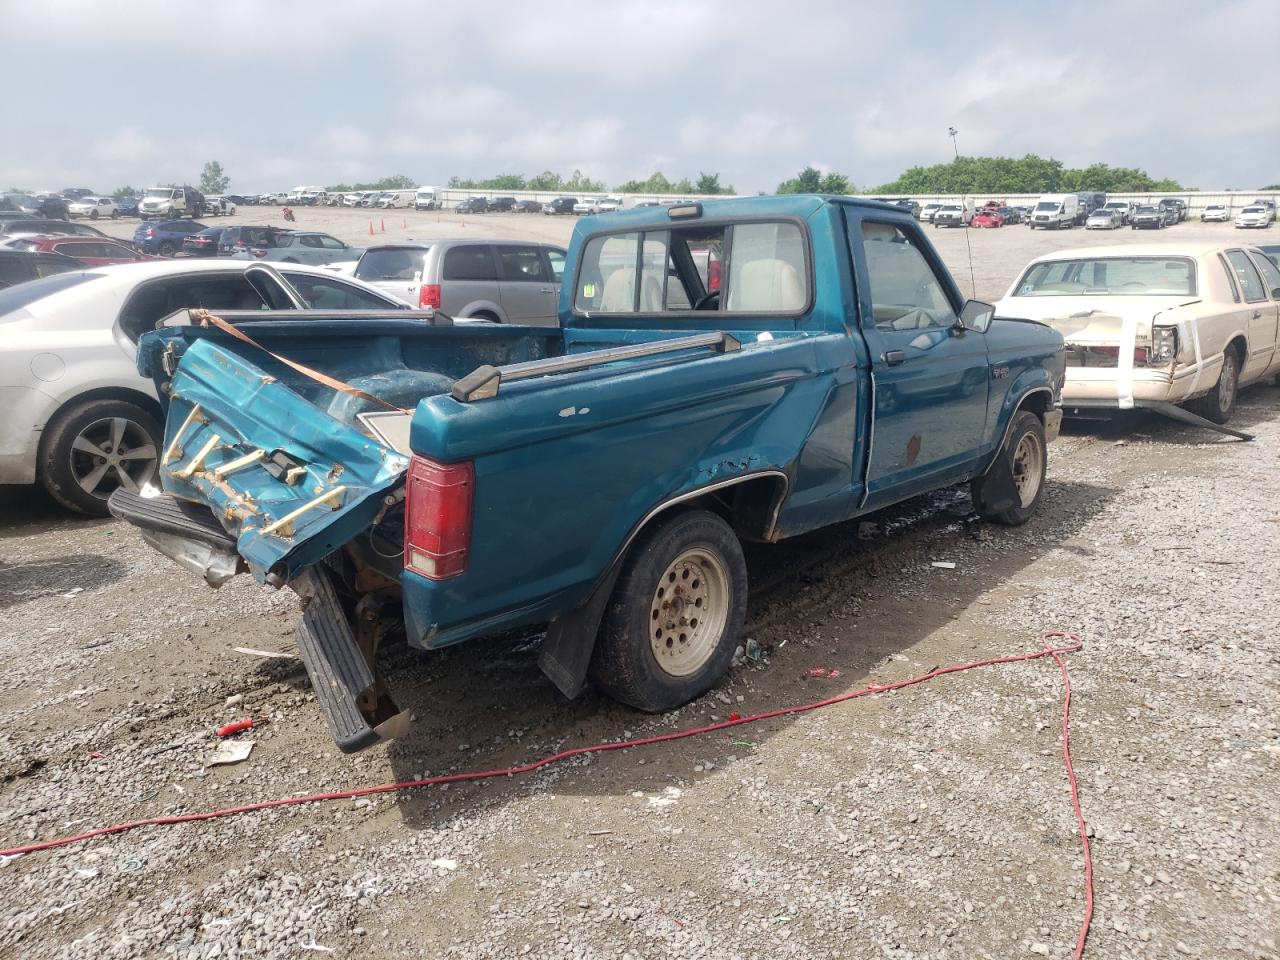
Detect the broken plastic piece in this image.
<box><xmin>806</xmin><ymin>667</ymin><xmax>842</xmax><ymax>679</ymax></box>
<box><xmin>216</xmin><ymin>718</ymin><xmax>255</xmax><ymax>738</ymax></box>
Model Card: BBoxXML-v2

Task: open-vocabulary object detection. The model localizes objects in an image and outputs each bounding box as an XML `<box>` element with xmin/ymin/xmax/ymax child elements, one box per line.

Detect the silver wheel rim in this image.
<box><xmin>649</xmin><ymin>547</ymin><xmax>730</xmax><ymax>677</ymax></box>
<box><xmin>1011</xmin><ymin>432</ymin><xmax>1044</xmax><ymax>508</ymax></box>
<box><xmin>70</xmin><ymin>417</ymin><xmax>157</xmax><ymax>500</ymax></box>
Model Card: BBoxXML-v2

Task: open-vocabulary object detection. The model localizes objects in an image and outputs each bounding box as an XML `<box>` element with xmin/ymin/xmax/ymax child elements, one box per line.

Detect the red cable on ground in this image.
<box><xmin>0</xmin><ymin>632</ymin><xmax>1091</xmax><ymax>957</ymax></box>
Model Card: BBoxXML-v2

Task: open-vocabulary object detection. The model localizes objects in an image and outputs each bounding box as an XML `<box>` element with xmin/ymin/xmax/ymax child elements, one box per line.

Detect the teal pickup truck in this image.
<box><xmin>113</xmin><ymin>196</ymin><xmax>1065</xmax><ymax>752</ymax></box>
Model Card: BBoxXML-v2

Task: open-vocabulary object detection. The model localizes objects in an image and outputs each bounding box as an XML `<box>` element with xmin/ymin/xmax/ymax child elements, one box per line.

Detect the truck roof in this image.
<box><xmin>572</xmin><ymin>194</ymin><xmax>913</xmax><ymax>231</ymax></box>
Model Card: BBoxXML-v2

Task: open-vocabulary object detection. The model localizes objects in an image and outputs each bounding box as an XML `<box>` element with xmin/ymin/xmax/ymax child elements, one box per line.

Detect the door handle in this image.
<box><xmin>1252</xmin><ymin>310</ymin><xmax>1262</xmax><ymax>319</ymax></box>
<box><xmin>883</xmin><ymin>350</ymin><xmax>906</xmax><ymax>366</ymax></box>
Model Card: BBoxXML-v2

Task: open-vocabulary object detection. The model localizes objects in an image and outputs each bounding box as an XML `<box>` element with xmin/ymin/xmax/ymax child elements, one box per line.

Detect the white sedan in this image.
<box><xmin>996</xmin><ymin>243</ymin><xmax>1280</xmax><ymax>426</ymax></box>
<box><xmin>0</xmin><ymin>260</ymin><xmax>410</xmax><ymax>514</ymax></box>
<box><xmin>1235</xmin><ymin>206</ymin><xmax>1271</xmax><ymax>229</ymax></box>
<box><xmin>1202</xmin><ymin>204</ymin><xmax>1230</xmax><ymax>223</ymax></box>
<box><xmin>66</xmin><ymin>196</ymin><xmax>118</xmax><ymax>220</ymax></box>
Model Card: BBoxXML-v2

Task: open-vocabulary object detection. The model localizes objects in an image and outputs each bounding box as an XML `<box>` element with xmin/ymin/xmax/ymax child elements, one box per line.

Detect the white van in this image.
<box><xmin>414</xmin><ymin>186</ymin><xmax>438</xmax><ymax>211</ymax></box>
<box><xmin>1029</xmin><ymin>194</ymin><xmax>1079</xmax><ymax>230</ymax></box>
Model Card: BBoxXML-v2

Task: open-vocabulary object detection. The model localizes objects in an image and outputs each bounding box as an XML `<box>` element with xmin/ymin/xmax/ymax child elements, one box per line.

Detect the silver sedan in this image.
<box><xmin>1085</xmin><ymin>208</ymin><xmax>1122</xmax><ymax>229</ymax></box>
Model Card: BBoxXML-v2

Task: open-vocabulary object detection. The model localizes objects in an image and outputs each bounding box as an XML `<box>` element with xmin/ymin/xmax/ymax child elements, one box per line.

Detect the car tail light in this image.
<box><xmin>419</xmin><ymin>283</ymin><xmax>442</xmax><ymax>309</ymax></box>
<box><xmin>250</xmin><ymin>248</ymin><xmax>268</xmax><ymax>258</ymax></box>
<box><xmin>404</xmin><ymin>456</ymin><xmax>474</xmax><ymax>580</ymax></box>
<box><xmin>145</xmin><ymin>228</ymin><xmax>155</xmax><ymax>238</ymax></box>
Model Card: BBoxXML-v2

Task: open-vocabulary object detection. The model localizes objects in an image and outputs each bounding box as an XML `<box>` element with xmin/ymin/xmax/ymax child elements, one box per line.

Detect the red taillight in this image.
<box><xmin>419</xmin><ymin>283</ymin><xmax>442</xmax><ymax>309</ymax></box>
<box><xmin>1132</xmin><ymin>346</ymin><xmax>1149</xmax><ymax>363</ymax></box>
<box><xmin>251</xmin><ymin>248</ymin><xmax>268</xmax><ymax>258</ymax></box>
<box><xmin>404</xmin><ymin>456</ymin><xmax>473</xmax><ymax>580</ymax></box>
<box><xmin>145</xmin><ymin>228</ymin><xmax>155</xmax><ymax>238</ymax></box>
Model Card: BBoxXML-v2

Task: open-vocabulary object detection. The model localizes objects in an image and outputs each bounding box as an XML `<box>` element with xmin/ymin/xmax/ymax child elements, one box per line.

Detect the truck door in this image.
<box><xmin>846</xmin><ymin>213</ymin><xmax>990</xmax><ymax>506</ymax></box>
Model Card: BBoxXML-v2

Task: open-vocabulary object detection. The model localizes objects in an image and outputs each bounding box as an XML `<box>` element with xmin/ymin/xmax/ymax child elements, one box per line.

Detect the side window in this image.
<box><xmin>544</xmin><ymin>248</ymin><xmax>566</xmax><ymax>281</ymax></box>
<box><xmin>319</xmin><ymin>236</ymin><xmax>345</xmax><ymax>249</ymax></box>
<box><xmin>300</xmin><ymin>235</ymin><xmax>323</xmax><ymax>248</ymax></box>
<box><xmin>1225</xmin><ymin>250</ymin><xmax>1266</xmax><ymax>302</ymax></box>
<box><xmin>724</xmin><ymin>222</ymin><xmax>807</xmax><ymax>312</ymax></box>
<box><xmin>575</xmin><ymin>232</ymin><xmax>638</xmax><ymax>312</ymax></box>
<box><xmin>496</xmin><ymin>245</ymin><xmax>551</xmax><ymax>282</ymax></box>
<box><xmin>36</xmin><ymin>255</ymin><xmax>77</xmax><ymax>278</ymax></box>
<box><xmin>442</xmin><ymin>245</ymin><xmax>498</xmax><ymax>281</ymax></box>
<box><xmin>857</xmin><ymin>220</ymin><xmax>957</xmax><ymax>330</ymax></box>
<box><xmin>282</xmin><ymin>273</ymin><xmax>396</xmax><ymax>309</ymax></box>
<box><xmin>0</xmin><ymin>259</ymin><xmax>30</xmax><ymax>287</ymax></box>
<box><xmin>56</xmin><ymin>242</ymin><xmax>99</xmax><ymax>258</ymax></box>
<box><xmin>1249</xmin><ymin>251</ymin><xmax>1280</xmax><ymax>300</ymax></box>
<box><xmin>1218</xmin><ymin>254</ymin><xmax>1240</xmax><ymax>302</ymax></box>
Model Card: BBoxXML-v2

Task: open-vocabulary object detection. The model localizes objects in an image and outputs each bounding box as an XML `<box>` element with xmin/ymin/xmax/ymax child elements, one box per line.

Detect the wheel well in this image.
<box><xmin>47</xmin><ymin>388</ymin><xmax>163</xmax><ymax>434</ymax></box>
<box><xmin>652</xmin><ymin>474</ymin><xmax>789</xmax><ymax>544</ymax></box>
<box><xmin>1017</xmin><ymin>389</ymin><xmax>1053</xmax><ymax>419</ymax></box>
<box><xmin>467</xmin><ymin>309</ymin><xmax>501</xmax><ymax>322</ymax></box>
<box><xmin>1226</xmin><ymin>335</ymin><xmax>1247</xmax><ymax>366</ymax></box>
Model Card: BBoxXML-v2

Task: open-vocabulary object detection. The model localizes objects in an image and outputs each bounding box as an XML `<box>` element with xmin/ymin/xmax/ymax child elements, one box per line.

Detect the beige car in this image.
<box><xmin>995</xmin><ymin>243</ymin><xmax>1280</xmax><ymax>424</ymax></box>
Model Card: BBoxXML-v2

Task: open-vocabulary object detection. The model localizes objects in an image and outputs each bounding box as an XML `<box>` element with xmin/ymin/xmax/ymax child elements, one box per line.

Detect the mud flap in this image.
<box><xmin>539</xmin><ymin>562</ymin><xmax>625</xmax><ymax>700</ymax></box>
<box><xmin>972</xmin><ymin>444</ymin><xmax>1019</xmax><ymax>516</ymax></box>
<box><xmin>292</xmin><ymin>567</ymin><xmax>408</xmax><ymax>753</ymax></box>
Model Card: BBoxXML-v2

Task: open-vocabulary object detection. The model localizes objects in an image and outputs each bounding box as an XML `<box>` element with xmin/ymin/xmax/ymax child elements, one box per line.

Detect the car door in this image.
<box><xmin>1242</xmin><ymin>250</ymin><xmax>1280</xmax><ymax>376</ymax></box>
<box><xmin>1224</xmin><ymin>249</ymin><xmax>1278</xmax><ymax>380</ymax></box>
<box><xmin>315</xmin><ymin>235</ymin><xmax>350</xmax><ymax>265</ymax></box>
<box><xmin>494</xmin><ymin>243</ymin><xmax>556</xmax><ymax>325</ymax></box>
<box><xmin>440</xmin><ymin>244</ymin><xmax>502</xmax><ymax>318</ymax></box>
<box><xmin>846</xmin><ymin>212</ymin><xmax>991</xmax><ymax>505</ymax></box>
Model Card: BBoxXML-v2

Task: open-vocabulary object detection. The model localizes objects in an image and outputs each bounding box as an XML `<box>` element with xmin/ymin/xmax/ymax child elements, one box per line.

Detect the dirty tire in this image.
<box><xmin>39</xmin><ymin>398</ymin><xmax>162</xmax><ymax>516</ymax></box>
<box><xmin>972</xmin><ymin>410</ymin><xmax>1046</xmax><ymax>526</ymax></box>
<box><xmin>158</xmin><ymin>240</ymin><xmax>177</xmax><ymax>257</ymax></box>
<box><xmin>1186</xmin><ymin>346</ymin><xmax>1240</xmax><ymax>424</ymax></box>
<box><xmin>590</xmin><ymin>509</ymin><xmax>747</xmax><ymax>712</ymax></box>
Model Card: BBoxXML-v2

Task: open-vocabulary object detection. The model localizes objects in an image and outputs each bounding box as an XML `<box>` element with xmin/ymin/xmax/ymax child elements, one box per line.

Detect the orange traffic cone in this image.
<box><xmin>380</xmin><ymin>218</ymin><xmax>386</xmax><ymax>232</ymax></box>
<box><xmin>368</xmin><ymin>221</ymin><xmax>374</xmax><ymax>235</ymax></box>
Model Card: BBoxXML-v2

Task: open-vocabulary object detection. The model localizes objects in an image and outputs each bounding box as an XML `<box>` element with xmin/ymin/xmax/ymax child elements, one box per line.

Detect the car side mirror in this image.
<box><xmin>959</xmin><ymin>299</ymin><xmax>995</xmax><ymax>333</ymax></box>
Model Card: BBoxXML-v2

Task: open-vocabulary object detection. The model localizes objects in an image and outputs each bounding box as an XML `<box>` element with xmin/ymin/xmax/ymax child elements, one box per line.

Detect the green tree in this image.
<box><xmin>776</xmin><ymin>166</ymin><xmax>824</xmax><ymax>194</ymax></box>
<box><xmin>872</xmin><ymin>154</ymin><xmax>1185</xmax><ymax>195</ymax></box>
<box><xmin>563</xmin><ymin>169</ymin><xmax>605</xmax><ymax>192</ymax></box>
<box><xmin>113</xmin><ymin>185</ymin><xmax>138</xmax><ymax>198</ymax></box>
<box><xmin>819</xmin><ymin>172</ymin><xmax>851</xmax><ymax>194</ymax></box>
<box><xmin>326</xmin><ymin>175</ymin><xmax>419</xmax><ymax>192</ymax></box>
<box><xmin>527</xmin><ymin>170</ymin><xmax>564</xmax><ymax>191</ymax></box>
<box><xmin>199</xmin><ymin>161</ymin><xmax>230</xmax><ymax>195</ymax></box>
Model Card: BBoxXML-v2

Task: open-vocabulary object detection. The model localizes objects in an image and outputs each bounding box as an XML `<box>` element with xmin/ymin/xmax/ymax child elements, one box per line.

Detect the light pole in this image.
<box><xmin>948</xmin><ymin>126</ymin><xmax>959</xmax><ymax>159</ymax></box>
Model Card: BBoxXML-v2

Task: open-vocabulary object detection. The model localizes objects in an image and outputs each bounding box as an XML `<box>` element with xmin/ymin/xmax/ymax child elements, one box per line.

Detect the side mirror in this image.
<box><xmin>959</xmin><ymin>299</ymin><xmax>995</xmax><ymax>333</ymax></box>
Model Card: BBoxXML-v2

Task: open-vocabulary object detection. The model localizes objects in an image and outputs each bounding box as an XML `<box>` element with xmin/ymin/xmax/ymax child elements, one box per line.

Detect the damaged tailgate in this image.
<box><xmin>157</xmin><ymin>337</ymin><xmax>410</xmax><ymax>582</ymax></box>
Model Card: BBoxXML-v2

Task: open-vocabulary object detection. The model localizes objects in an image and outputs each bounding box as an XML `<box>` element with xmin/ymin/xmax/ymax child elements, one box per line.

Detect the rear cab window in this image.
<box><xmin>573</xmin><ymin>219</ymin><xmax>808</xmax><ymax>318</ymax></box>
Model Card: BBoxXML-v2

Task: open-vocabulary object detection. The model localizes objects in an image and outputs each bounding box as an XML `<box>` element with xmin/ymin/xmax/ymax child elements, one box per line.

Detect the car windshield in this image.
<box><xmin>354</xmin><ymin>247</ymin><xmax>429</xmax><ymax>281</ymax></box>
<box><xmin>1015</xmin><ymin>257</ymin><xmax>1197</xmax><ymax>297</ymax></box>
<box><xmin>1206</xmin><ymin>205</ymin><xmax>1224</xmax><ymax>210</ymax></box>
<box><xmin>1136</xmin><ymin>206</ymin><xmax>1156</xmax><ymax>213</ymax></box>
<box><xmin>1104</xmin><ymin>202</ymin><xmax>1125</xmax><ymax>208</ymax></box>
<box><xmin>1035</xmin><ymin>202</ymin><xmax>1060</xmax><ymax>211</ymax></box>
<box><xmin>1242</xmin><ymin>207</ymin><xmax>1264</xmax><ymax>213</ymax></box>
<box><xmin>0</xmin><ymin>271</ymin><xmax>102</xmax><ymax>316</ymax></box>
<box><xmin>940</xmin><ymin>205</ymin><xmax>961</xmax><ymax>211</ymax></box>
<box><xmin>144</xmin><ymin>188</ymin><xmax>171</xmax><ymax>198</ymax></box>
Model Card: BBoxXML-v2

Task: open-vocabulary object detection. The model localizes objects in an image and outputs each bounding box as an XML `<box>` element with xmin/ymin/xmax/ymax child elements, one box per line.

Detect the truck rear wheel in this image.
<box><xmin>590</xmin><ymin>509</ymin><xmax>747</xmax><ymax>712</ymax></box>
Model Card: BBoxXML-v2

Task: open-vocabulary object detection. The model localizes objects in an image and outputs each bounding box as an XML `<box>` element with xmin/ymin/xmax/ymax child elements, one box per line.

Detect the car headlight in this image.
<box><xmin>1151</xmin><ymin>325</ymin><xmax>1178</xmax><ymax>363</ymax></box>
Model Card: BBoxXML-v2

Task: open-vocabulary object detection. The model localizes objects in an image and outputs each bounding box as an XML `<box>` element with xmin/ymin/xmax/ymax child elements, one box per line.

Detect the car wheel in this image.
<box><xmin>971</xmin><ymin>410</ymin><xmax>1046</xmax><ymax>527</ymax></box>
<box><xmin>590</xmin><ymin>509</ymin><xmax>747</xmax><ymax>712</ymax></box>
<box><xmin>90</xmin><ymin>209</ymin><xmax>99</xmax><ymax>220</ymax></box>
<box><xmin>38</xmin><ymin>399</ymin><xmax>162</xmax><ymax>516</ymax></box>
<box><xmin>1187</xmin><ymin>346</ymin><xmax>1240</xmax><ymax>425</ymax></box>
<box><xmin>110</xmin><ymin>210</ymin><xmax>118</xmax><ymax>219</ymax></box>
<box><xmin>158</xmin><ymin>240</ymin><xmax>177</xmax><ymax>257</ymax></box>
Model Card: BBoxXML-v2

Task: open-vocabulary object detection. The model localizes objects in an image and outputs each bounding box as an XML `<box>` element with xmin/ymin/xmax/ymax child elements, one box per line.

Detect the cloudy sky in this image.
<box><xmin>4</xmin><ymin>0</ymin><xmax>1277</xmax><ymax>194</ymax></box>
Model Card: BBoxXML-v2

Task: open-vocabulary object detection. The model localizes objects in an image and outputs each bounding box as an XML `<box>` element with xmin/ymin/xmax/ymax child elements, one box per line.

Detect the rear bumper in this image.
<box><xmin>0</xmin><ymin>386</ymin><xmax>57</xmax><ymax>485</ymax></box>
<box><xmin>108</xmin><ymin>490</ymin><xmax>245</xmax><ymax>587</ymax></box>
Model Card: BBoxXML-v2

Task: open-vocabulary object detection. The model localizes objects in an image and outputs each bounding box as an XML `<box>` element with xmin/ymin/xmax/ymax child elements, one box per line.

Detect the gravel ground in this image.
<box><xmin>1</xmin><ymin>217</ymin><xmax>1277</xmax><ymax>959</ymax></box>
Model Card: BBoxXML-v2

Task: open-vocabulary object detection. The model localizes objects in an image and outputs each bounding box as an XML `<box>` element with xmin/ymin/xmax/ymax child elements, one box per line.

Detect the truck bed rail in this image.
<box><xmin>449</xmin><ymin>330</ymin><xmax>742</xmax><ymax>402</ymax></box>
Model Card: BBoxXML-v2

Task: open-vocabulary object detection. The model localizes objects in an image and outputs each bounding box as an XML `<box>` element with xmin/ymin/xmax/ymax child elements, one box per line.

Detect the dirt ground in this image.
<box><xmin>1</xmin><ymin>213</ymin><xmax>1277</xmax><ymax>960</ymax></box>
